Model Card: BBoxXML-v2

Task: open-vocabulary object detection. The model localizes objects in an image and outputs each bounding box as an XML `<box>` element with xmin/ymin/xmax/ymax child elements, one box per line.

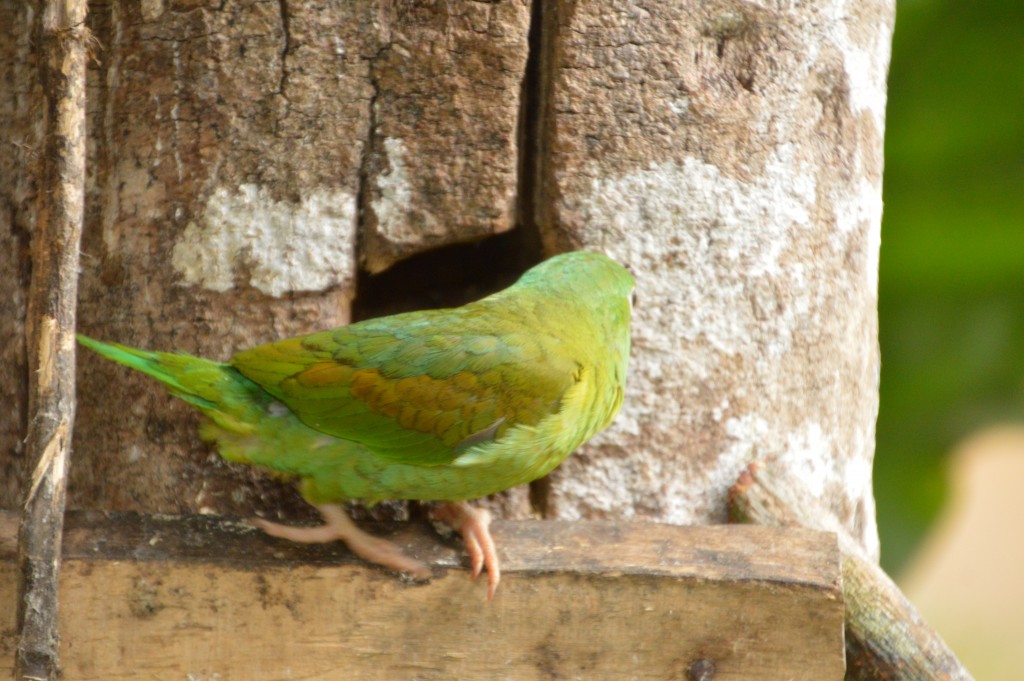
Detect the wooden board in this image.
<box><xmin>0</xmin><ymin>512</ymin><xmax>844</xmax><ymax>680</ymax></box>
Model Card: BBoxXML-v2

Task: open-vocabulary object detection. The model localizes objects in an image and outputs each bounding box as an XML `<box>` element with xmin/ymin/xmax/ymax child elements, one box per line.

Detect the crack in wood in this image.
<box><xmin>276</xmin><ymin>0</ymin><xmax>291</xmax><ymax>97</ymax></box>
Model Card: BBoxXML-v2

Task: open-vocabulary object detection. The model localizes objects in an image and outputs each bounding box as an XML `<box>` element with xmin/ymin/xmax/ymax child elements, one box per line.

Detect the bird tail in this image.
<box><xmin>77</xmin><ymin>335</ymin><xmax>264</xmax><ymax>434</ymax></box>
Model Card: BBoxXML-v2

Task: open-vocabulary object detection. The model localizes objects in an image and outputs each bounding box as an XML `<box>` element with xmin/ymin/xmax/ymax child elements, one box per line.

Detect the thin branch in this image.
<box><xmin>15</xmin><ymin>0</ymin><xmax>90</xmax><ymax>678</ymax></box>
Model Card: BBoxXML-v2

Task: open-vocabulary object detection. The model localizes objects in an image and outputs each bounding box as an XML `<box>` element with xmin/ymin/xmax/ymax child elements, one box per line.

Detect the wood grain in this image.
<box><xmin>1</xmin><ymin>512</ymin><xmax>845</xmax><ymax>680</ymax></box>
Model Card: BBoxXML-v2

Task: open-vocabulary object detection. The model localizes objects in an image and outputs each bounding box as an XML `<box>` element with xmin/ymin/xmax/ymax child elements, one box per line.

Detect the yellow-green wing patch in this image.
<box><xmin>230</xmin><ymin>311</ymin><xmax>577</xmax><ymax>466</ymax></box>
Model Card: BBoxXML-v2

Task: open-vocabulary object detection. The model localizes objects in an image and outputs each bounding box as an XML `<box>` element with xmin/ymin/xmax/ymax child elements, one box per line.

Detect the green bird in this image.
<box><xmin>78</xmin><ymin>251</ymin><xmax>634</xmax><ymax>599</ymax></box>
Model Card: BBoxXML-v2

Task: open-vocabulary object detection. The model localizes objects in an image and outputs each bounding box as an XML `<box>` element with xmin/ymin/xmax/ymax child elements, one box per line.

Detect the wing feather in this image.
<box><xmin>230</xmin><ymin>308</ymin><xmax>576</xmax><ymax>466</ymax></box>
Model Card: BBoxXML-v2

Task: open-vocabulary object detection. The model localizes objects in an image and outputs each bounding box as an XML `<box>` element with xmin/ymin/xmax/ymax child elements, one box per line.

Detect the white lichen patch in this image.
<box><xmin>823</xmin><ymin>0</ymin><xmax>894</xmax><ymax>130</ymax></box>
<box><xmin>667</xmin><ymin>96</ymin><xmax>690</xmax><ymax>116</ymax></box>
<box><xmin>776</xmin><ymin>421</ymin><xmax>833</xmax><ymax>498</ymax></box>
<box><xmin>140</xmin><ymin>0</ymin><xmax>164</xmax><ymax>22</ymax></box>
<box><xmin>171</xmin><ymin>184</ymin><xmax>357</xmax><ymax>297</ymax></box>
<box><xmin>580</xmin><ymin>147</ymin><xmax>817</xmax><ymax>364</ymax></box>
<box><xmin>373</xmin><ymin>138</ymin><xmax>412</xmax><ymax>231</ymax></box>
<box><xmin>552</xmin><ymin>455</ymin><xmax>648</xmax><ymax>521</ymax></box>
<box><xmin>372</xmin><ymin>137</ymin><xmax>441</xmax><ymax>243</ymax></box>
<box><xmin>832</xmin><ymin>175</ymin><xmax>884</xmax><ymax>298</ymax></box>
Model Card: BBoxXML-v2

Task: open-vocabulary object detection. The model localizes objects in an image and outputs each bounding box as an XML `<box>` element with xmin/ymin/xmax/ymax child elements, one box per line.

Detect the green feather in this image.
<box><xmin>79</xmin><ymin>251</ymin><xmax>635</xmax><ymax>506</ymax></box>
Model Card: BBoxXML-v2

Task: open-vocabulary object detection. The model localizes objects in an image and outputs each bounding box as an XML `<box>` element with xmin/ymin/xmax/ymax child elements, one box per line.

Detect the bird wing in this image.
<box><xmin>229</xmin><ymin>308</ymin><xmax>577</xmax><ymax>466</ymax></box>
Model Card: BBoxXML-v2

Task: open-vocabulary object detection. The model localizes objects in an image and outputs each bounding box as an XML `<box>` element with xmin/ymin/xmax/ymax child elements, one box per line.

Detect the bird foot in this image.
<box><xmin>252</xmin><ymin>504</ymin><xmax>431</xmax><ymax>579</ymax></box>
<box><xmin>431</xmin><ymin>502</ymin><xmax>500</xmax><ymax>600</ymax></box>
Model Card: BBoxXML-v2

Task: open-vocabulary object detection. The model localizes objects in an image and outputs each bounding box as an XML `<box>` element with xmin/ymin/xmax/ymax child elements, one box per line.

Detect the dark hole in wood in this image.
<box><xmin>351</xmin><ymin>228</ymin><xmax>540</xmax><ymax>321</ymax></box>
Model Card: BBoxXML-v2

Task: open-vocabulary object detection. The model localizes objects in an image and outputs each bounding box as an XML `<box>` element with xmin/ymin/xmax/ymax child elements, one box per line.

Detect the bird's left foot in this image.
<box><xmin>252</xmin><ymin>503</ymin><xmax>431</xmax><ymax>579</ymax></box>
<box><xmin>431</xmin><ymin>501</ymin><xmax>500</xmax><ymax>600</ymax></box>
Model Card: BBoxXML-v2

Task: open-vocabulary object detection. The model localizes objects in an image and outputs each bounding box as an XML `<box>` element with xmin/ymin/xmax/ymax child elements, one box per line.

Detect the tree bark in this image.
<box><xmin>536</xmin><ymin>0</ymin><xmax>893</xmax><ymax>560</ymax></box>
<box><xmin>1</xmin><ymin>0</ymin><xmax>532</xmax><ymax>521</ymax></box>
<box><xmin>0</xmin><ymin>1</ymin><xmax>37</xmax><ymax>509</ymax></box>
<box><xmin>1</xmin><ymin>0</ymin><xmax>893</xmax><ymax>566</ymax></box>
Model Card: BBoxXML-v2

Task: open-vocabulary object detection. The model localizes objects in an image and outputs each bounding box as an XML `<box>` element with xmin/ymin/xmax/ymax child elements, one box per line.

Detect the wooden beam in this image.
<box><xmin>1</xmin><ymin>512</ymin><xmax>844</xmax><ymax>680</ymax></box>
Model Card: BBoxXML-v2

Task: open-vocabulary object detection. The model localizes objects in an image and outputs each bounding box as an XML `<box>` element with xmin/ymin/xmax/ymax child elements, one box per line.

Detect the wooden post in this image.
<box><xmin>15</xmin><ymin>0</ymin><xmax>89</xmax><ymax>678</ymax></box>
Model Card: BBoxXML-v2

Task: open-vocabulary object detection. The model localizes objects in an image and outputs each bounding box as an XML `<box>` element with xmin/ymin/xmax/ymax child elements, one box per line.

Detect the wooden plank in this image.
<box><xmin>0</xmin><ymin>512</ymin><xmax>845</xmax><ymax>680</ymax></box>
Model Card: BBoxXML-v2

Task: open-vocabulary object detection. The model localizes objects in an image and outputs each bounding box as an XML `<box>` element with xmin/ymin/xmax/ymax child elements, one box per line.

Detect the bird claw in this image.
<box><xmin>432</xmin><ymin>502</ymin><xmax>500</xmax><ymax>600</ymax></box>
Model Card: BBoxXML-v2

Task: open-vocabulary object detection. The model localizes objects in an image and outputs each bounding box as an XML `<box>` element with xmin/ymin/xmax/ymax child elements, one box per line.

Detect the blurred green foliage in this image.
<box><xmin>878</xmin><ymin>0</ymin><xmax>1024</xmax><ymax>572</ymax></box>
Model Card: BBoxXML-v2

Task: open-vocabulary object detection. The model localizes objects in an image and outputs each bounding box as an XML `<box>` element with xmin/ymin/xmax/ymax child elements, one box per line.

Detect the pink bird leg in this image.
<box><xmin>253</xmin><ymin>503</ymin><xmax>431</xmax><ymax>579</ymax></box>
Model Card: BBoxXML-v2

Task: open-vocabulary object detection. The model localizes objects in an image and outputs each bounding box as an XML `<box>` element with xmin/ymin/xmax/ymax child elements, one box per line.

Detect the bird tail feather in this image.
<box><xmin>76</xmin><ymin>335</ymin><xmax>252</xmax><ymax>419</ymax></box>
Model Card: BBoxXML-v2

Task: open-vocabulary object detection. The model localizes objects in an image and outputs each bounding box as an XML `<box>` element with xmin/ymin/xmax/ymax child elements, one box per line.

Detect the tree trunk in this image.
<box><xmin>535</xmin><ymin>0</ymin><xmax>893</xmax><ymax>560</ymax></box>
<box><xmin>1</xmin><ymin>0</ymin><xmax>893</xmax><ymax>559</ymax></box>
